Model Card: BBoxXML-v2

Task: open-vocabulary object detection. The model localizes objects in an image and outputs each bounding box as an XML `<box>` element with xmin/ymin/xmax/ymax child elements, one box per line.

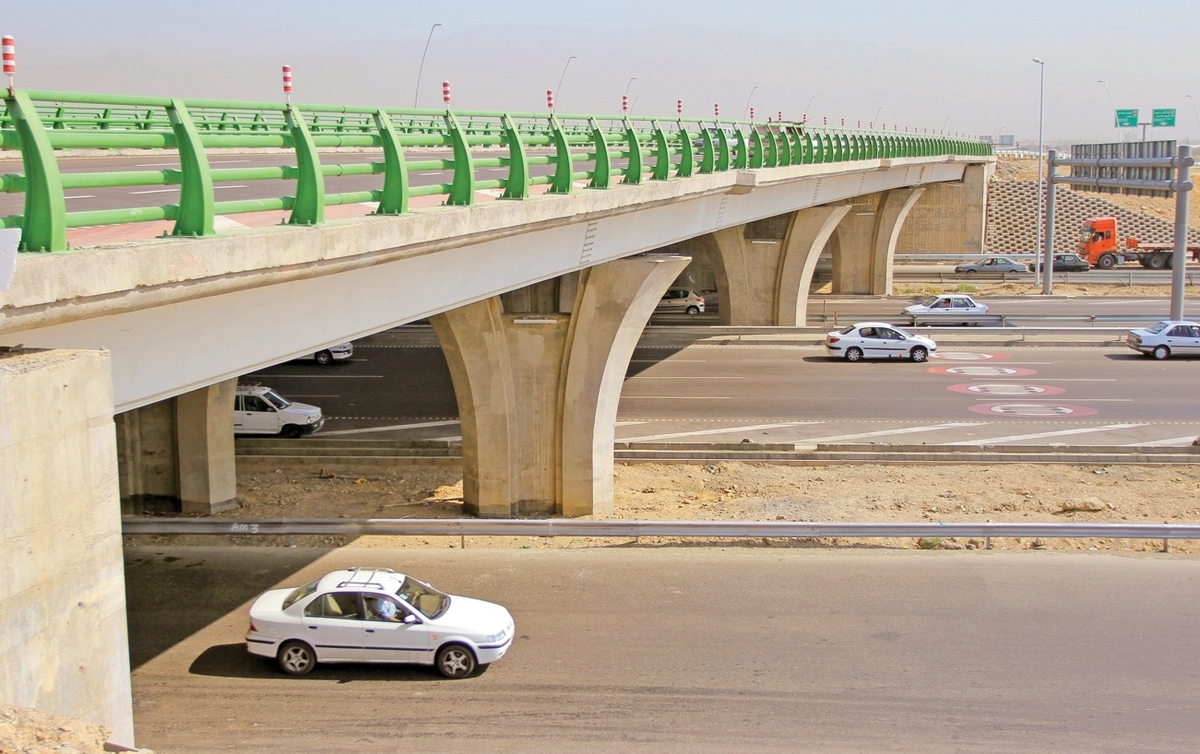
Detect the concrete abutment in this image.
<box><xmin>432</xmin><ymin>254</ymin><xmax>690</xmax><ymax>518</ymax></box>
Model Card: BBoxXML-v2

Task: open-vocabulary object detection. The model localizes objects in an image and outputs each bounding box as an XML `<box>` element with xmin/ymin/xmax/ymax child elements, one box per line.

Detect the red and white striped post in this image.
<box><xmin>442</xmin><ymin>81</ymin><xmax>451</xmax><ymax>108</ymax></box>
<box><xmin>622</xmin><ymin>94</ymin><xmax>629</xmax><ymax>113</ymax></box>
<box><xmin>2</xmin><ymin>36</ymin><xmax>14</xmax><ymax>92</ymax></box>
<box><xmin>546</xmin><ymin>89</ymin><xmax>554</xmax><ymax>111</ymax></box>
<box><xmin>714</xmin><ymin>103</ymin><xmax>719</xmax><ymax>118</ymax></box>
<box><xmin>281</xmin><ymin>65</ymin><xmax>292</xmax><ymax>105</ymax></box>
<box><xmin>676</xmin><ymin>99</ymin><xmax>682</xmax><ymax>115</ymax></box>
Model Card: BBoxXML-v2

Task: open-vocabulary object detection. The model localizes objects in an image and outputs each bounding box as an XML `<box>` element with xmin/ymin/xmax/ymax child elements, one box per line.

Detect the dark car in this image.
<box><xmin>1051</xmin><ymin>253</ymin><xmax>1089</xmax><ymax>272</ymax></box>
<box><xmin>954</xmin><ymin>257</ymin><xmax>1030</xmax><ymax>274</ymax></box>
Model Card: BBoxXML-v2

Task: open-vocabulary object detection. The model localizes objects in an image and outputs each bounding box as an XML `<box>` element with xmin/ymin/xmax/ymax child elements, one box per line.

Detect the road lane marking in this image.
<box><xmin>620</xmin><ymin>396</ymin><xmax>731</xmax><ymax>399</ymax></box>
<box><xmin>945</xmin><ymin>423</ymin><xmax>1147</xmax><ymax>445</ymax></box>
<box><xmin>1124</xmin><ymin>436</ymin><xmax>1200</xmax><ymax>447</ymax></box>
<box><xmin>796</xmin><ymin>423</ymin><xmax>984</xmax><ymax>444</ymax></box>
<box><xmin>129</xmin><ymin>188</ymin><xmax>181</xmax><ymax>195</ymax></box>
<box><xmin>973</xmin><ymin>398</ymin><xmax>1131</xmax><ymax>401</ymax></box>
<box><xmin>632</xmin><ymin>376</ymin><xmax>745</xmax><ymax>379</ymax></box>
<box><xmin>971</xmin><ymin>378</ymin><xmax>1116</xmax><ymax>382</ymax></box>
<box><xmin>615</xmin><ymin>421</ymin><xmax>650</xmax><ymax>426</ymax></box>
<box><xmin>321</xmin><ymin>419</ymin><xmax>460</xmax><ymax>436</ymax></box>
<box><xmin>629</xmin><ymin>359</ymin><xmax>706</xmax><ymax>363</ymax></box>
<box><xmin>63</xmin><ymin>195</ymin><xmax>96</xmax><ymax>199</ymax></box>
<box><xmin>244</xmin><ymin>374</ymin><xmax>383</xmax><ymax>378</ymax></box>
<box><xmin>622</xmin><ymin>422</ymin><xmax>824</xmax><ymax>442</ymax></box>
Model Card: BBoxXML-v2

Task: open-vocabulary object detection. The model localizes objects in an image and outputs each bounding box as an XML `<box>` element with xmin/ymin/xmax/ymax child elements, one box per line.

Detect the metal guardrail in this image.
<box><xmin>0</xmin><ymin>88</ymin><xmax>991</xmax><ymax>252</ymax></box>
<box><xmin>121</xmin><ymin>516</ymin><xmax>1200</xmax><ymax>542</ymax></box>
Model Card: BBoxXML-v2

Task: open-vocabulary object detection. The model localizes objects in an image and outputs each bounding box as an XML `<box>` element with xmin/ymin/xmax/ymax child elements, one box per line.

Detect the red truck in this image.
<box><xmin>1077</xmin><ymin>216</ymin><xmax>1200</xmax><ymax>270</ymax></box>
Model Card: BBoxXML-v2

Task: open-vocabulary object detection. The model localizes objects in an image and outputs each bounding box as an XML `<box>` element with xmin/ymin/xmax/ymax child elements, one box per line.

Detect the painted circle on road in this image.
<box><xmin>930</xmin><ymin>352</ymin><xmax>1011</xmax><ymax>361</ymax></box>
<box><xmin>928</xmin><ymin>365</ymin><xmax>1038</xmax><ymax>377</ymax></box>
<box><xmin>968</xmin><ymin>403</ymin><xmax>1098</xmax><ymax>417</ymax></box>
<box><xmin>948</xmin><ymin>383</ymin><xmax>1065</xmax><ymax>396</ymax></box>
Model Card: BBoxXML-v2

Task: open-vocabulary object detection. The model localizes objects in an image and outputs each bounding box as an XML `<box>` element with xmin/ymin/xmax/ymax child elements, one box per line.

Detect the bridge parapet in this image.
<box><xmin>1</xmin><ymin>89</ymin><xmax>991</xmax><ymax>252</ymax></box>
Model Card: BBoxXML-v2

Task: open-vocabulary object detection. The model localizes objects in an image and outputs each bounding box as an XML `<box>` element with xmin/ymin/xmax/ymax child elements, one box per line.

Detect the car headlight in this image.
<box><xmin>307</xmin><ymin>415</ymin><xmax>318</xmax><ymax>423</ymax></box>
<box><xmin>485</xmin><ymin>628</ymin><xmax>507</xmax><ymax>643</ymax></box>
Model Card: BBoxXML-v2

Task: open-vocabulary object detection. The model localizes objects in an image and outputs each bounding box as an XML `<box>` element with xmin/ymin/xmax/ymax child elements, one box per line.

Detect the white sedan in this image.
<box><xmin>903</xmin><ymin>294</ymin><xmax>989</xmax><ymax>323</ymax></box>
<box><xmin>1126</xmin><ymin>320</ymin><xmax>1200</xmax><ymax>359</ymax></box>
<box><xmin>825</xmin><ymin>322</ymin><xmax>937</xmax><ymax>362</ymax></box>
<box><xmin>246</xmin><ymin>567</ymin><xmax>514</xmax><ymax>678</ymax></box>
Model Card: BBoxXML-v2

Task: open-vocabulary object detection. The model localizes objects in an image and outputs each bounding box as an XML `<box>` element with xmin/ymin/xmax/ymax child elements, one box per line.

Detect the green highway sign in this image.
<box><xmin>1115</xmin><ymin>109</ymin><xmax>1139</xmax><ymax>127</ymax></box>
<box><xmin>1152</xmin><ymin>108</ymin><xmax>1176</xmax><ymax>127</ymax></box>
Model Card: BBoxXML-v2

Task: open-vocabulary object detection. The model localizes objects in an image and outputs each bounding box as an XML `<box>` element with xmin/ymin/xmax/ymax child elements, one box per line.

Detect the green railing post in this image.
<box><xmin>622</xmin><ymin>119</ymin><xmax>643</xmax><ymax>185</ymax></box>
<box><xmin>699</xmin><ymin>124</ymin><xmax>716</xmax><ymax>174</ymax></box>
<box><xmin>764</xmin><ymin>127</ymin><xmax>778</xmax><ymax>168</ymax></box>
<box><xmin>714</xmin><ymin>126</ymin><xmax>730</xmax><ymax>171</ymax></box>
<box><xmin>802</xmin><ymin>131</ymin><xmax>815</xmax><ymax>164</ymax></box>
<box><xmin>548</xmin><ymin>115</ymin><xmax>573</xmax><ymax>194</ymax></box>
<box><xmin>374</xmin><ymin>111</ymin><xmax>409</xmax><ymax>214</ymax></box>
<box><xmin>6</xmin><ymin>90</ymin><xmax>66</xmax><ymax>251</ymax></box>
<box><xmin>749</xmin><ymin>127</ymin><xmax>764</xmax><ymax>168</ymax></box>
<box><xmin>167</xmin><ymin>99</ymin><xmax>214</xmax><ymax>236</ymax></box>
<box><xmin>501</xmin><ymin>114</ymin><xmax>530</xmax><ymax>198</ymax></box>
<box><xmin>675</xmin><ymin>122</ymin><xmax>695</xmax><ymax>178</ymax></box>
<box><xmin>588</xmin><ymin>118</ymin><xmax>610</xmax><ymax>189</ymax></box>
<box><xmin>651</xmin><ymin>120</ymin><xmax>671</xmax><ymax>180</ymax></box>
<box><xmin>51</xmin><ymin>106</ymin><xmax>65</xmax><ymax>130</ymax></box>
<box><xmin>445</xmin><ymin>112</ymin><xmax>475</xmax><ymax>205</ymax></box>
<box><xmin>733</xmin><ymin>126</ymin><xmax>748</xmax><ymax>169</ymax></box>
<box><xmin>777</xmin><ymin>126</ymin><xmax>792</xmax><ymax>166</ymax></box>
<box><xmin>285</xmin><ymin>107</ymin><xmax>325</xmax><ymax>224</ymax></box>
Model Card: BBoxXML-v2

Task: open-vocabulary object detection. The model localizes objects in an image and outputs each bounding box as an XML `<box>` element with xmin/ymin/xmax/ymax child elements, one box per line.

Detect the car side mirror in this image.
<box><xmin>402</xmin><ymin>614</ymin><xmax>419</xmax><ymax>625</ymax></box>
<box><xmin>896</xmin><ymin>335</ymin><xmax>906</xmax><ymax>340</ymax></box>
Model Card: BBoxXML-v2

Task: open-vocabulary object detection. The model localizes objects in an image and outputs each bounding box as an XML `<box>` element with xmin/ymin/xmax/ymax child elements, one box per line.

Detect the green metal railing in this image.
<box><xmin>0</xmin><ymin>89</ymin><xmax>991</xmax><ymax>252</ymax></box>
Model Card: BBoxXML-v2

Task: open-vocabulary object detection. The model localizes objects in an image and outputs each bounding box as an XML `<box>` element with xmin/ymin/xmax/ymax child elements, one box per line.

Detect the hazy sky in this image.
<box><xmin>6</xmin><ymin>1</ymin><xmax>1199</xmax><ymax>144</ymax></box>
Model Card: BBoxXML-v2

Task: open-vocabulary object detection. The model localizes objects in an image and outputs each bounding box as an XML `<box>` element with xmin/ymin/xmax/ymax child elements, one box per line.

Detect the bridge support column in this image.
<box><xmin>831</xmin><ymin>188</ymin><xmax>925</xmax><ymax>295</ymax></box>
<box><xmin>116</xmin><ymin>379</ymin><xmax>237</xmax><ymax>514</ymax></box>
<box><xmin>0</xmin><ymin>349</ymin><xmax>135</xmax><ymax>746</ymax></box>
<box><xmin>432</xmin><ymin>254</ymin><xmax>689</xmax><ymax>518</ymax></box>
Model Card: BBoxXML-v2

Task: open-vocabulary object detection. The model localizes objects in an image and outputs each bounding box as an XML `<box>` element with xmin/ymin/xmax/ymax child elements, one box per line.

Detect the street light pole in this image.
<box><xmin>1033</xmin><ymin>58</ymin><xmax>1046</xmax><ymax>290</ymax></box>
<box><xmin>803</xmin><ymin>96</ymin><xmax>816</xmax><ymax>121</ymax></box>
<box><xmin>1187</xmin><ymin>95</ymin><xmax>1200</xmax><ymax>139</ymax></box>
<box><xmin>1098</xmin><ymin>80</ymin><xmax>1120</xmax><ymax>141</ymax></box>
<box><xmin>872</xmin><ymin>107</ymin><xmax>884</xmax><ymax>129</ymax></box>
<box><xmin>553</xmin><ymin>56</ymin><xmax>578</xmax><ymax>114</ymax></box>
<box><xmin>413</xmin><ymin>23</ymin><xmax>442</xmax><ymax>109</ymax></box>
<box><xmin>742</xmin><ymin>86</ymin><xmax>759</xmax><ymax>120</ymax></box>
<box><xmin>624</xmin><ymin>77</ymin><xmax>637</xmax><ymax>98</ymax></box>
<box><xmin>941</xmin><ymin>117</ymin><xmax>950</xmax><ymax>134</ymax></box>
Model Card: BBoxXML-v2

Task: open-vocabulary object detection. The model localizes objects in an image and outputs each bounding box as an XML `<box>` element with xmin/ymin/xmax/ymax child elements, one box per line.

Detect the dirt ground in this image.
<box><xmin>125</xmin><ymin>461</ymin><xmax>1200</xmax><ymax>554</ymax></box>
<box><xmin>0</xmin><ymin>705</ymin><xmax>153</xmax><ymax>754</ymax></box>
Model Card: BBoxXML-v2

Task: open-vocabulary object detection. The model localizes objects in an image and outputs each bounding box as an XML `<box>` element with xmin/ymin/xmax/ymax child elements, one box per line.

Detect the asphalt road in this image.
<box><xmin>244</xmin><ymin>328</ymin><xmax>1200</xmax><ymax>446</ymax></box>
<box><xmin>124</xmin><ymin>545</ymin><xmax>1200</xmax><ymax>753</ymax></box>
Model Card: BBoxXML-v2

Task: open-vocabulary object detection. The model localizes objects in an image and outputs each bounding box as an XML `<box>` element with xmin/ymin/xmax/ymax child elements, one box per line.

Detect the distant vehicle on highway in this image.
<box><xmin>825</xmin><ymin>322</ymin><xmax>937</xmax><ymax>362</ymax></box>
<box><xmin>1051</xmin><ymin>253</ymin><xmax>1089</xmax><ymax>272</ymax></box>
<box><xmin>1078</xmin><ymin>216</ymin><xmax>1200</xmax><ymax>270</ymax></box>
<box><xmin>246</xmin><ymin>567</ymin><xmax>514</xmax><ymax>679</ymax></box>
<box><xmin>903</xmin><ymin>294</ymin><xmax>988</xmax><ymax>322</ymax></box>
<box><xmin>657</xmin><ymin>288</ymin><xmax>705</xmax><ymax>314</ymax></box>
<box><xmin>1125</xmin><ymin>320</ymin><xmax>1200</xmax><ymax>360</ymax></box>
<box><xmin>235</xmin><ymin>384</ymin><xmax>324</xmax><ymax>438</ymax></box>
<box><xmin>955</xmin><ymin>257</ymin><xmax>1030</xmax><ymax>274</ymax></box>
<box><xmin>298</xmin><ymin>342</ymin><xmax>353</xmax><ymax>365</ymax></box>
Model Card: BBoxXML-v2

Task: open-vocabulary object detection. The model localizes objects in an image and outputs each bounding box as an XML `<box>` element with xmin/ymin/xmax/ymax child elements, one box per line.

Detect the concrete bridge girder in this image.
<box><xmin>431</xmin><ymin>254</ymin><xmax>689</xmax><ymax>518</ymax></box>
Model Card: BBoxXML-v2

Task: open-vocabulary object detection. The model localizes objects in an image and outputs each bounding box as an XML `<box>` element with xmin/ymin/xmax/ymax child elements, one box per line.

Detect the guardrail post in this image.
<box><xmin>749</xmin><ymin>127</ymin><xmax>764</xmax><ymax>168</ymax></box>
<box><xmin>764</xmin><ymin>126</ymin><xmax>778</xmax><ymax>167</ymax></box>
<box><xmin>6</xmin><ymin>90</ymin><xmax>66</xmax><ymax>251</ymax></box>
<box><xmin>501</xmin><ymin>114</ymin><xmax>530</xmax><ymax>198</ymax></box>
<box><xmin>733</xmin><ymin>126</ymin><xmax>748</xmax><ymax>169</ymax></box>
<box><xmin>777</xmin><ymin>125</ymin><xmax>792</xmax><ymax>166</ymax></box>
<box><xmin>588</xmin><ymin>118</ymin><xmax>610</xmax><ymax>188</ymax></box>
<box><xmin>374</xmin><ymin>111</ymin><xmax>409</xmax><ymax>214</ymax></box>
<box><xmin>675</xmin><ymin>121</ymin><xmax>695</xmax><ymax>178</ymax></box>
<box><xmin>166</xmin><ymin>99</ymin><xmax>214</xmax><ymax>236</ymax></box>
<box><xmin>651</xmin><ymin>120</ymin><xmax>670</xmax><ymax>180</ymax></box>
<box><xmin>445</xmin><ymin>112</ymin><xmax>475</xmax><ymax>205</ymax></box>
<box><xmin>698</xmin><ymin>123</ymin><xmax>716</xmax><ymax>174</ymax></box>
<box><xmin>622</xmin><ymin>119</ymin><xmax>642</xmax><ymax>185</ymax></box>
<box><xmin>548</xmin><ymin>115</ymin><xmax>573</xmax><ymax>194</ymax></box>
<box><xmin>285</xmin><ymin>107</ymin><xmax>325</xmax><ymax>224</ymax></box>
<box><xmin>714</xmin><ymin>126</ymin><xmax>730</xmax><ymax>171</ymax></box>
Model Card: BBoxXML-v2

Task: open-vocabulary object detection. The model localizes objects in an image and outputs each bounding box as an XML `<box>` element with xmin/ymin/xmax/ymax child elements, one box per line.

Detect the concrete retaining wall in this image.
<box><xmin>0</xmin><ymin>349</ymin><xmax>134</xmax><ymax>746</ymax></box>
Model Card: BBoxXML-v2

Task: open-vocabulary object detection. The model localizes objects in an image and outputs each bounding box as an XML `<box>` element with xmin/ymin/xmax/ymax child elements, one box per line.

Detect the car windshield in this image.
<box><xmin>1081</xmin><ymin>228</ymin><xmax>1094</xmax><ymax>242</ymax></box>
<box><xmin>283</xmin><ymin>579</ymin><xmax>319</xmax><ymax>610</ymax></box>
<box><xmin>838</xmin><ymin>325</ymin><xmax>856</xmax><ymax>335</ymax></box>
<box><xmin>1146</xmin><ymin>322</ymin><xmax>1171</xmax><ymax>334</ymax></box>
<box><xmin>262</xmin><ymin>390</ymin><xmax>292</xmax><ymax>410</ymax></box>
<box><xmin>396</xmin><ymin>577</ymin><xmax>450</xmax><ymax>619</ymax></box>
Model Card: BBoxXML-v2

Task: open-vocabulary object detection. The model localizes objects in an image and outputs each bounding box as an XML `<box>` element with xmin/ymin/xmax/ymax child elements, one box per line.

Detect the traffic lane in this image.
<box><xmin>813</xmin><ymin>295</ymin><xmax>1192</xmax><ymax>321</ymax></box>
<box><xmin>127</xmin><ymin>546</ymin><xmax>1200</xmax><ymax>753</ymax></box>
<box><xmin>619</xmin><ymin>346</ymin><xmax>1200</xmax><ymax>423</ymax></box>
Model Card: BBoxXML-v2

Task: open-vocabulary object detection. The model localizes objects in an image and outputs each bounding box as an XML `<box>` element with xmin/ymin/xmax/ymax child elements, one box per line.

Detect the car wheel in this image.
<box><xmin>1097</xmin><ymin>254</ymin><xmax>1116</xmax><ymax>270</ymax></box>
<box><xmin>1152</xmin><ymin>345</ymin><xmax>1170</xmax><ymax>360</ymax></box>
<box><xmin>965</xmin><ymin>269</ymin><xmax>977</xmax><ymax>276</ymax></box>
<box><xmin>845</xmin><ymin>347</ymin><xmax>863</xmax><ymax>362</ymax></box>
<box><xmin>314</xmin><ymin>350</ymin><xmax>333</xmax><ymax>365</ymax></box>
<box><xmin>281</xmin><ymin>425</ymin><xmax>304</xmax><ymax>439</ymax></box>
<box><xmin>1146</xmin><ymin>254</ymin><xmax>1167</xmax><ymax>271</ymax></box>
<box><xmin>686</xmin><ymin>305</ymin><xmax>700</xmax><ymax>315</ymax></box>
<box><xmin>278</xmin><ymin>641</ymin><xmax>316</xmax><ymax>676</ymax></box>
<box><xmin>910</xmin><ymin>346</ymin><xmax>928</xmax><ymax>363</ymax></box>
<box><xmin>435</xmin><ymin>644</ymin><xmax>477</xmax><ymax>679</ymax></box>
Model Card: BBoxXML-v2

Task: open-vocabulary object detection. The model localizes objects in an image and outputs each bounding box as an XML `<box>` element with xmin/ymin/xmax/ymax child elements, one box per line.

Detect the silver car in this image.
<box><xmin>825</xmin><ymin>322</ymin><xmax>938</xmax><ymax>362</ymax></box>
<box><xmin>656</xmin><ymin>288</ymin><xmax>705</xmax><ymax>315</ymax></box>
<box><xmin>1126</xmin><ymin>320</ymin><xmax>1200</xmax><ymax>359</ymax></box>
<box><xmin>955</xmin><ymin>257</ymin><xmax>1030</xmax><ymax>274</ymax></box>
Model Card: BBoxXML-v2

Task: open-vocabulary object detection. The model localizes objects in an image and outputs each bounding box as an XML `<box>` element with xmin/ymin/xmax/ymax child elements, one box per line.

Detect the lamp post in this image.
<box><xmin>628</xmin><ymin>96</ymin><xmax>640</xmax><ymax>115</ymax></box>
<box><xmin>1033</xmin><ymin>58</ymin><xmax>1046</xmax><ymax>289</ymax></box>
<box><xmin>872</xmin><ymin>107</ymin><xmax>884</xmax><ymax>129</ymax></box>
<box><xmin>1187</xmin><ymin>95</ymin><xmax>1200</xmax><ymax>139</ymax></box>
<box><xmin>553</xmin><ymin>56</ymin><xmax>577</xmax><ymax>113</ymax></box>
<box><xmin>413</xmin><ymin>23</ymin><xmax>442</xmax><ymax>109</ymax></box>
<box><xmin>1098</xmin><ymin>80</ymin><xmax>1121</xmax><ymax>141</ymax></box>
<box><xmin>742</xmin><ymin>85</ymin><xmax>759</xmax><ymax>120</ymax></box>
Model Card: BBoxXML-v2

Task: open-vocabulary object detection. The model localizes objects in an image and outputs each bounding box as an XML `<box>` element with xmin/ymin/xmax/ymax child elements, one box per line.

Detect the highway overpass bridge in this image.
<box><xmin>0</xmin><ymin>87</ymin><xmax>990</xmax><ymax>743</ymax></box>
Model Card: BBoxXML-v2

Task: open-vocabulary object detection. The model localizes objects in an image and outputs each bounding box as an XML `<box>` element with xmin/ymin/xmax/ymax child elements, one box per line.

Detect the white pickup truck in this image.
<box><xmin>235</xmin><ymin>385</ymin><xmax>324</xmax><ymax>438</ymax></box>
